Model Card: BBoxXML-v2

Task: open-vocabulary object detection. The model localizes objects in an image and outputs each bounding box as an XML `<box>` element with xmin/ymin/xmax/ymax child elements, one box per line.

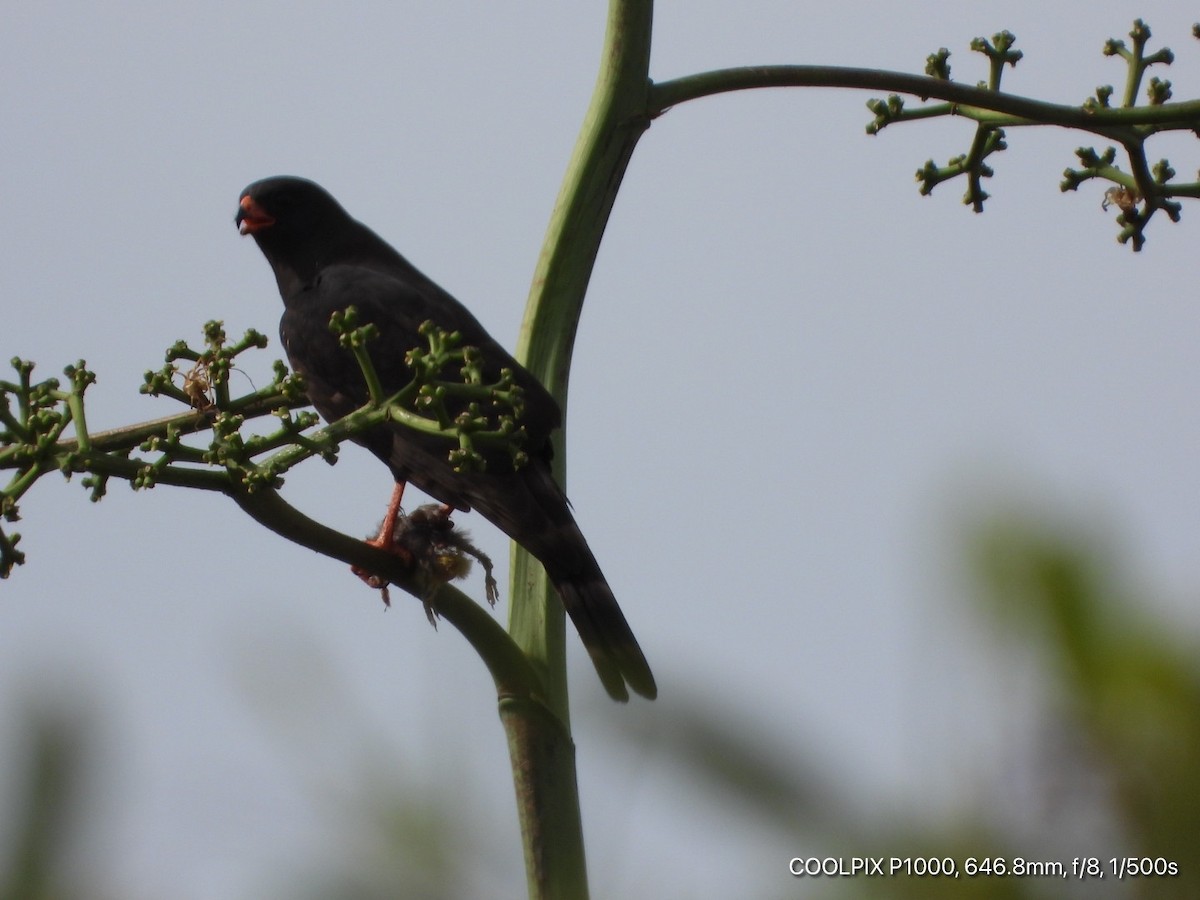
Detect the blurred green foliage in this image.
<box><xmin>0</xmin><ymin>707</ymin><xmax>89</xmax><ymax>900</ymax></box>
<box><xmin>970</xmin><ymin>516</ymin><xmax>1200</xmax><ymax>895</ymax></box>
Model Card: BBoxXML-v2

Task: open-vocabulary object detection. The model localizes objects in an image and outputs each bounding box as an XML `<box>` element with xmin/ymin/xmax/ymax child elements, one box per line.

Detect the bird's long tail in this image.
<box><xmin>544</xmin><ymin>557</ymin><xmax>657</xmax><ymax>702</ymax></box>
<box><xmin>506</xmin><ymin>473</ymin><xmax>657</xmax><ymax>702</ymax></box>
<box><xmin>443</xmin><ymin>460</ymin><xmax>657</xmax><ymax>701</ymax></box>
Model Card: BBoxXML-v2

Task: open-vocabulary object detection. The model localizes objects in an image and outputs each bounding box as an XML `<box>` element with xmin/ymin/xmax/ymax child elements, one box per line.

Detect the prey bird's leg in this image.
<box><xmin>354</xmin><ymin>480</ymin><xmax>410</xmax><ymax>605</ymax></box>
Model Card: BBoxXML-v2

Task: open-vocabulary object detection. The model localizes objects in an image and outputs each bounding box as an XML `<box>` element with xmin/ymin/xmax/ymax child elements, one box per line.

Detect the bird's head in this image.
<box><xmin>236</xmin><ymin>176</ymin><xmax>363</xmax><ymax>292</ymax></box>
<box><xmin>236</xmin><ymin>175</ymin><xmax>418</xmax><ymax>302</ymax></box>
<box><xmin>236</xmin><ymin>176</ymin><xmax>351</xmax><ymax>240</ymax></box>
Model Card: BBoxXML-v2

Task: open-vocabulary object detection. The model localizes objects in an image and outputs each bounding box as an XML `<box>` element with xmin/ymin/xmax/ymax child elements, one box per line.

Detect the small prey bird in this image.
<box><xmin>236</xmin><ymin>176</ymin><xmax>655</xmax><ymax>701</ymax></box>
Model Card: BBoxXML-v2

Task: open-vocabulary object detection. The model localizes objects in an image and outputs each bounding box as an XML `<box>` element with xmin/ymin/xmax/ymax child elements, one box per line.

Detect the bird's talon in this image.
<box><xmin>352</xmin><ymin>564</ymin><xmax>392</xmax><ymax>607</ymax></box>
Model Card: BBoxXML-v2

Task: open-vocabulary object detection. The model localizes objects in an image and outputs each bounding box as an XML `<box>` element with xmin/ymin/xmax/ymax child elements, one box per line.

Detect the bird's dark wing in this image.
<box><xmin>280</xmin><ymin>263</ymin><xmax>561</xmax><ymax>477</ymax></box>
<box><xmin>279</xmin><ymin>263</ymin><xmax>655</xmax><ymax>699</ymax></box>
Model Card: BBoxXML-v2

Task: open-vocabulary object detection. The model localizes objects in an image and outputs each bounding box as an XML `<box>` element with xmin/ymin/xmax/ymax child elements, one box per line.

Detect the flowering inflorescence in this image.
<box><xmin>867</xmin><ymin>20</ymin><xmax>1200</xmax><ymax>250</ymax></box>
<box><xmin>1</xmin><ymin>313</ymin><xmax>530</xmax><ymax>577</ymax></box>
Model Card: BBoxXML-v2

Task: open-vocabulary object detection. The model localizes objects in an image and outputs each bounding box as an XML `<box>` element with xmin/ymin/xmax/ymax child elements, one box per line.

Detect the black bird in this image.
<box><xmin>236</xmin><ymin>176</ymin><xmax>655</xmax><ymax>701</ymax></box>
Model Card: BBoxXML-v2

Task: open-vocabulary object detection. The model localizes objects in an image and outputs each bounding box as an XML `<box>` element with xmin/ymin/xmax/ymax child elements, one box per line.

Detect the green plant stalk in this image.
<box><xmin>4</xmin><ymin>462</ymin><xmax>46</xmax><ymax>506</ymax></box>
<box><xmin>39</xmin><ymin>395</ymin><xmax>293</xmax><ymax>458</ymax></box>
<box><xmin>65</xmin><ymin>392</ymin><xmax>91</xmax><ymax>453</ymax></box>
<box><xmin>85</xmin><ymin>452</ymin><xmax>230</xmax><ymax>492</ymax></box>
<box><xmin>513</xmin><ymin>0</ymin><xmax>653</xmax><ymax>724</ymax></box>
<box><xmin>499</xmin><ymin>696</ymin><xmax>588</xmax><ymax>900</ymax></box>
<box><xmin>650</xmin><ymin>64</ymin><xmax>1200</xmax><ymax>135</ymax></box>
<box><xmin>348</xmin><ymin>341</ymin><xmax>386</xmax><ymax>405</ymax></box>
<box><xmin>0</xmin><ymin>398</ymin><xmax>32</xmax><ymax>442</ymax></box>
<box><xmin>507</xmin><ymin>0</ymin><xmax>653</xmax><ymax>897</ymax></box>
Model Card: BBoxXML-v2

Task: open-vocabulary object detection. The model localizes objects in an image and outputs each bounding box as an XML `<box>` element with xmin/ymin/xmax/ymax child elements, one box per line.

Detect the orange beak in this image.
<box><xmin>236</xmin><ymin>195</ymin><xmax>275</xmax><ymax>235</ymax></box>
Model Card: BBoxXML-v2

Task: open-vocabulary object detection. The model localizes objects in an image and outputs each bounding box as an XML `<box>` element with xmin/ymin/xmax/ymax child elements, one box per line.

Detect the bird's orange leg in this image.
<box><xmin>354</xmin><ymin>481</ymin><xmax>412</xmax><ymax>605</ymax></box>
<box><xmin>368</xmin><ymin>481</ymin><xmax>408</xmax><ymax>550</ymax></box>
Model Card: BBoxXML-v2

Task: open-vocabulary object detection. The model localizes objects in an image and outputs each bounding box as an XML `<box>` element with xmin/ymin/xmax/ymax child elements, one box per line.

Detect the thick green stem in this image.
<box><xmin>512</xmin><ymin>0</ymin><xmax>653</xmax><ymax>726</ymax></box>
<box><xmin>505</xmin><ymin>0</ymin><xmax>654</xmax><ymax>897</ymax></box>
<box><xmin>499</xmin><ymin>697</ymin><xmax>588</xmax><ymax>900</ymax></box>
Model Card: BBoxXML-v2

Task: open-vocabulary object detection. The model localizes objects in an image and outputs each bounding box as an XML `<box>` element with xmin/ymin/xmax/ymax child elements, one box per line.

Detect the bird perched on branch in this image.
<box><xmin>236</xmin><ymin>176</ymin><xmax>655</xmax><ymax>701</ymax></box>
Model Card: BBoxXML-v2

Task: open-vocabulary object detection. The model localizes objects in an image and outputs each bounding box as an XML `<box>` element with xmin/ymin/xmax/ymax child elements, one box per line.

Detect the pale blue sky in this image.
<box><xmin>3</xmin><ymin>3</ymin><xmax>1198</xmax><ymax>896</ymax></box>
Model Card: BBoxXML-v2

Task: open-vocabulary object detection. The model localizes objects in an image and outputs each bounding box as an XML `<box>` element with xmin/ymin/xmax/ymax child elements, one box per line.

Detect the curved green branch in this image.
<box><xmin>227</xmin><ymin>485</ymin><xmax>541</xmax><ymax>699</ymax></box>
<box><xmin>650</xmin><ymin>64</ymin><xmax>1200</xmax><ymax>135</ymax></box>
<box><xmin>651</xmin><ymin>22</ymin><xmax>1200</xmax><ymax>250</ymax></box>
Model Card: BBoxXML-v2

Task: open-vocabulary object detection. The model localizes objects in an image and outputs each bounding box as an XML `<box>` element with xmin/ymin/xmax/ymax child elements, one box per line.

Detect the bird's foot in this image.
<box><xmin>353</xmin><ymin>537</ymin><xmax>417</xmax><ymax>608</ymax></box>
